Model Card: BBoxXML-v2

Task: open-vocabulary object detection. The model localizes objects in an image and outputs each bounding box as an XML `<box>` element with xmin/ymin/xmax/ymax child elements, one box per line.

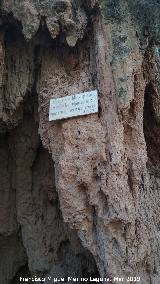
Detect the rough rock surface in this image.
<box><xmin>0</xmin><ymin>1</ymin><xmax>160</xmax><ymax>284</ymax></box>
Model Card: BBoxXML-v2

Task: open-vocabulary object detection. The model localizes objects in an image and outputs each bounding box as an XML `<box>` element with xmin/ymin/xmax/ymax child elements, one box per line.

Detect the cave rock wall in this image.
<box><xmin>0</xmin><ymin>1</ymin><xmax>160</xmax><ymax>284</ymax></box>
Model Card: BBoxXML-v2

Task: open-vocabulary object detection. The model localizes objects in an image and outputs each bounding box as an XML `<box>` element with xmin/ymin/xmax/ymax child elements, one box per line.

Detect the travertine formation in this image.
<box><xmin>0</xmin><ymin>1</ymin><xmax>160</xmax><ymax>284</ymax></box>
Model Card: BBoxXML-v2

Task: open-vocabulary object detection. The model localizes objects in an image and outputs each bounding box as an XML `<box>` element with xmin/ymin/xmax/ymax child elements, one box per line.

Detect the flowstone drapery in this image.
<box><xmin>0</xmin><ymin>1</ymin><xmax>160</xmax><ymax>283</ymax></box>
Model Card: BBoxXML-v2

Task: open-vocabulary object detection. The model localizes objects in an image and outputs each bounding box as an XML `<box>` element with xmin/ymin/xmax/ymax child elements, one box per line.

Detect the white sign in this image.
<box><xmin>49</xmin><ymin>90</ymin><xmax>98</xmax><ymax>121</ymax></box>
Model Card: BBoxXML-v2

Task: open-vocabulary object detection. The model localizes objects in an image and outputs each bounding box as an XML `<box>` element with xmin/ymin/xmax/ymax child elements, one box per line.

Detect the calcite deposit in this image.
<box><xmin>0</xmin><ymin>1</ymin><xmax>160</xmax><ymax>284</ymax></box>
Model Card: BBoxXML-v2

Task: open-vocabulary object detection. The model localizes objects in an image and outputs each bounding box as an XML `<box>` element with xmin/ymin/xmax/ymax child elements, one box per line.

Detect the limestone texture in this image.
<box><xmin>0</xmin><ymin>1</ymin><xmax>160</xmax><ymax>284</ymax></box>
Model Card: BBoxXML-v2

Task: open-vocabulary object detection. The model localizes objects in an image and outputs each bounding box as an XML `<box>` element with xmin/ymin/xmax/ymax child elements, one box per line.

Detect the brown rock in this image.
<box><xmin>0</xmin><ymin>1</ymin><xmax>160</xmax><ymax>284</ymax></box>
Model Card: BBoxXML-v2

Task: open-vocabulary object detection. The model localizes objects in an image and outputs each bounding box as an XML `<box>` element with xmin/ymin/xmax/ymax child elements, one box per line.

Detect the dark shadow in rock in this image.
<box><xmin>143</xmin><ymin>82</ymin><xmax>160</xmax><ymax>170</ymax></box>
<box><xmin>11</xmin><ymin>265</ymin><xmax>31</xmax><ymax>284</ymax></box>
